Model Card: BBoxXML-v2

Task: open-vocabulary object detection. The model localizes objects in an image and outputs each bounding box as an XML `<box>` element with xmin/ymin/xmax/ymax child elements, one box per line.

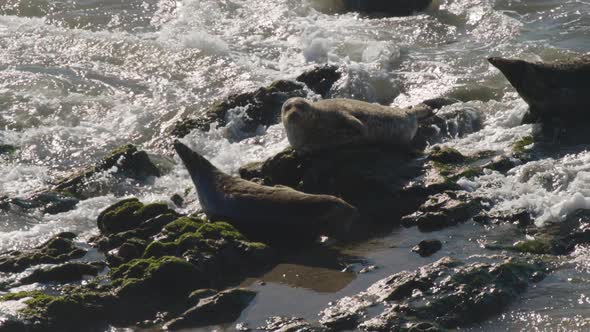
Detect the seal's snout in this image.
<box><xmin>173</xmin><ymin>140</ymin><xmax>192</xmax><ymax>163</ymax></box>
<box><xmin>488</xmin><ymin>57</ymin><xmax>529</xmax><ymax>86</ymax></box>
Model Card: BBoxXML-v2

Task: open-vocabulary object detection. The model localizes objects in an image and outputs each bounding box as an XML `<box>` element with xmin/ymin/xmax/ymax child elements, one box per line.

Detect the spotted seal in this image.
<box><xmin>174</xmin><ymin>141</ymin><xmax>358</xmax><ymax>245</ymax></box>
<box><xmin>488</xmin><ymin>56</ymin><xmax>590</xmax><ymax>123</ymax></box>
<box><xmin>281</xmin><ymin>97</ymin><xmax>421</xmax><ymax>153</ymax></box>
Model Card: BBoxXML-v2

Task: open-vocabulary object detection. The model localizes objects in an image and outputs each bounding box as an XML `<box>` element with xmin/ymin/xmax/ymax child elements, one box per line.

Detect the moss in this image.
<box><xmin>143</xmin><ymin>241</ymin><xmax>178</xmax><ymax>258</ymax></box>
<box><xmin>456</xmin><ymin>167</ymin><xmax>481</xmax><ymax>179</ymax></box>
<box><xmin>513</xmin><ymin>239</ymin><xmax>552</xmax><ymax>255</ymax></box>
<box><xmin>97</xmin><ymin>199</ymin><xmax>174</xmax><ymax>235</ymax></box>
<box><xmin>164</xmin><ymin>216</ymin><xmax>205</xmax><ymax>235</ymax></box>
<box><xmin>110</xmin><ymin>256</ymin><xmax>202</xmax><ymax>298</ymax></box>
<box><xmin>429</xmin><ymin>147</ymin><xmax>466</xmax><ymax>164</ymax></box>
<box><xmin>197</xmin><ymin>222</ymin><xmax>246</xmax><ymax>241</ymax></box>
<box><xmin>512</xmin><ymin>136</ymin><xmax>534</xmax><ymax>154</ymax></box>
<box><xmin>97</xmin><ymin>198</ymin><xmax>144</xmax><ymax>234</ymax></box>
<box><xmin>0</xmin><ymin>290</ymin><xmax>45</xmax><ymax>302</ymax></box>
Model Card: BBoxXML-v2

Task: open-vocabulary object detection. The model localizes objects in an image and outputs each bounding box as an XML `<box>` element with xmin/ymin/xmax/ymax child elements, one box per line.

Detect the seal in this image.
<box><xmin>488</xmin><ymin>56</ymin><xmax>590</xmax><ymax>123</ymax></box>
<box><xmin>174</xmin><ymin>141</ymin><xmax>358</xmax><ymax>245</ymax></box>
<box><xmin>281</xmin><ymin>97</ymin><xmax>420</xmax><ymax>152</ymax></box>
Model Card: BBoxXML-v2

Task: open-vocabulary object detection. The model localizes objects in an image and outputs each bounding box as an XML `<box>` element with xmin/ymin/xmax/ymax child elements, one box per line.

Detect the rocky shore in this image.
<box><xmin>2</xmin><ymin>56</ymin><xmax>590</xmax><ymax>331</ymax></box>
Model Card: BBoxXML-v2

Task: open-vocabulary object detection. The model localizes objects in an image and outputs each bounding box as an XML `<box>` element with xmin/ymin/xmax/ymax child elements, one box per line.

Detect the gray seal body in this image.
<box><xmin>281</xmin><ymin>98</ymin><xmax>419</xmax><ymax>153</ymax></box>
<box><xmin>174</xmin><ymin>141</ymin><xmax>358</xmax><ymax>245</ymax></box>
<box><xmin>489</xmin><ymin>56</ymin><xmax>590</xmax><ymax>123</ymax></box>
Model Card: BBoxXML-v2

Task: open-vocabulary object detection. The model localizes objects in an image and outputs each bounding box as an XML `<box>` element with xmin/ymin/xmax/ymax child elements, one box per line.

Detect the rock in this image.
<box><xmin>97</xmin><ymin>199</ymin><xmax>172</xmax><ymax>235</ymax></box>
<box><xmin>296</xmin><ymin>65</ymin><xmax>341</xmax><ymax>97</ymax></box>
<box><xmin>489</xmin><ymin>56</ymin><xmax>590</xmax><ymax>125</ymax></box>
<box><xmin>171</xmin><ymin>80</ymin><xmax>307</xmax><ymax>138</ymax></box>
<box><xmin>54</xmin><ymin>144</ymin><xmax>161</xmax><ymax>199</ymax></box>
<box><xmin>401</xmin><ymin>192</ymin><xmax>482</xmax><ymax>232</ymax></box>
<box><xmin>428</xmin><ymin>146</ymin><xmax>466</xmax><ymax>164</ymax></box>
<box><xmin>261</xmin><ymin>316</ymin><xmax>325</xmax><ymax>332</ymax></box>
<box><xmin>0</xmin><ymin>144</ymin><xmax>17</xmax><ymax>155</ymax></box>
<box><xmin>0</xmin><ymin>233</ymin><xmax>86</xmax><ymax>273</ymax></box>
<box><xmin>340</xmin><ymin>0</ymin><xmax>433</xmax><ymax>16</ymax></box>
<box><xmin>20</xmin><ymin>262</ymin><xmax>100</xmax><ymax>284</ymax></box>
<box><xmin>238</xmin><ymin>146</ymin><xmax>426</xmax><ymax>226</ymax></box>
<box><xmin>413</xmin><ymin>106</ymin><xmax>483</xmax><ymax>149</ymax></box>
<box><xmin>412</xmin><ymin>239</ymin><xmax>442</xmax><ymax>257</ymax></box>
<box><xmin>319</xmin><ymin>257</ymin><xmax>545</xmax><ymax>330</ymax></box>
<box><xmin>163</xmin><ymin>288</ymin><xmax>256</xmax><ymax>330</ymax></box>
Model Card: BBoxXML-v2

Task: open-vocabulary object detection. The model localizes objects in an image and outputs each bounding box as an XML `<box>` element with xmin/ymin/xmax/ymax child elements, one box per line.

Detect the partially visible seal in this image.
<box><xmin>174</xmin><ymin>141</ymin><xmax>358</xmax><ymax>245</ymax></box>
<box><xmin>281</xmin><ymin>97</ymin><xmax>421</xmax><ymax>153</ymax></box>
<box><xmin>488</xmin><ymin>56</ymin><xmax>590</xmax><ymax>123</ymax></box>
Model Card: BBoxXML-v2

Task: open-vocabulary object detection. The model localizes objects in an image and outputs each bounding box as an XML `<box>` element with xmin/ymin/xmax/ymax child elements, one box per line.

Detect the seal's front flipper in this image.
<box><xmin>335</xmin><ymin>111</ymin><xmax>368</xmax><ymax>138</ymax></box>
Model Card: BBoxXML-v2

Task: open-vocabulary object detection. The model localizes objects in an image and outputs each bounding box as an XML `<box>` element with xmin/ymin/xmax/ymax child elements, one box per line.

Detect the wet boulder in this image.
<box><xmin>54</xmin><ymin>144</ymin><xmax>162</xmax><ymax>199</ymax></box>
<box><xmin>171</xmin><ymin>80</ymin><xmax>307</xmax><ymax>138</ymax></box>
<box><xmin>413</xmin><ymin>105</ymin><xmax>483</xmax><ymax>149</ymax></box>
<box><xmin>319</xmin><ymin>256</ymin><xmax>545</xmax><ymax>330</ymax></box>
<box><xmin>239</xmin><ymin>146</ymin><xmax>425</xmax><ymax>226</ymax></box>
<box><xmin>261</xmin><ymin>316</ymin><xmax>326</xmax><ymax>332</ymax></box>
<box><xmin>296</xmin><ymin>65</ymin><xmax>341</xmax><ymax>98</ymax></box>
<box><xmin>20</xmin><ymin>262</ymin><xmax>101</xmax><ymax>284</ymax></box>
<box><xmin>489</xmin><ymin>56</ymin><xmax>590</xmax><ymax>125</ymax></box>
<box><xmin>163</xmin><ymin>288</ymin><xmax>256</xmax><ymax>330</ymax></box>
<box><xmin>0</xmin><ymin>233</ymin><xmax>86</xmax><ymax>273</ymax></box>
<box><xmin>401</xmin><ymin>191</ymin><xmax>482</xmax><ymax>232</ymax></box>
<box><xmin>412</xmin><ymin>239</ymin><xmax>442</xmax><ymax>257</ymax></box>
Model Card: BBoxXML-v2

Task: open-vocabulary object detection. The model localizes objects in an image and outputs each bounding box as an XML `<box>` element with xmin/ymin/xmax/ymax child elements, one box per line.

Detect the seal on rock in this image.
<box><xmin>488</xmin><ymin>56</ymin><xmax>590</xmax><ymax>124</ymax></box>
<box><xmin>281</xmin><ymin>97</ymin><xmax>421</xmax><ymax>153</ymax></box>
<box><xmin>174</xmin><ymin>141</ymin><xmax>358</xmax><ymax>245</ymax></box>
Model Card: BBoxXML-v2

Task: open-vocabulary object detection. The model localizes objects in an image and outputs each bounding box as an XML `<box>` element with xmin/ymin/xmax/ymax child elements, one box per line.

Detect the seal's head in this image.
<box><xmin>281</xmin><ymin>97</ymin><xmax>316</xmax><ymax>125</ymax></box>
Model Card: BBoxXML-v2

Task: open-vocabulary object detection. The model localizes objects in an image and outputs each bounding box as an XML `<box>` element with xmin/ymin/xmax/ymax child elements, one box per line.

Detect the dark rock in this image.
<box><xmin>238</xmin><ymin>146</ymin><xmax>425</xmax><ymax>226</ymax></box>
<box><xmin>54</xmin><ymin>144</ymin><xmax>161</xmax><ymax>199</ymax></box>
<box><xmin>0</xmin><ymin>233</ymin><xmax>86</xmax><ymax>273</ymax></box>
<box><xmin>20</xmin><ymin>262</ymin><xmax>100</xmax><ymax>284</ymax></box>
<box><xmin>171</xmin><ymin>80</ymin><xmax>307</xmax><ymax>138</ymax></box>
<box><xmin>412</xmin><ymin>239</ymin><xmax>442</xmax><ymax>257</ymax></box>
<box><xmin>489</xmin><ymin>56</ymin><xmax>590</xmax><ymax>125</ymax></box>
<box><xmin>96</xmin><ymin>199</ymin><xmax>173</xmax><ymax>236</ymax></box>
<box><xmin>170</xmin><ymin>194</ymin><xmax>184</xmax><ymax>207</ymax></box>
<box><xmin>163</xmin><ymin>288</ymin><xmax>256</xmax><ymax>330</ymax></box>
<box><xmin>320</xmin><ymin>256</ymin><xmax>545</xmax><ymax>330</ymax></box>
<box><xmin>341</xmin><ymin>0</ymin><xmax>433</xmax><ymax>16</ymax></box>
<box><xmin>474</xmin><ymin>209</ymin><xmax>533</xmax><ymax>228</ymax></box>
<box><xmin>296</xmin><ymin>65</ymin><xmax>341</xmax><ymax>97</ymax></box>
<box><xmin>428</xmin><ymin>146</ymin><xmax>466</xmax><ymax>164</ymax></box>
<box><xmin>261</xmin><ymin>316</ymin><xmax>325</xmax><ymax>332</ymax></box>
<box><xmin>401</xmin><ymin>192</ymin><xmax>482</xmax><ymax>232</ymax></box>
<box><xmin>0</xmin><ymin>144</ymin><xmax>17</xmax><ymax>155</ymax></box>
<box><xmin>420</xmin><ymin>97</ymin><xmax>461</xmax><ymax>110</ymax></box>
<box><xmin>413</xmin><ymin>107</ymin><xmax>483</xmax><ymax>149</ymax></box>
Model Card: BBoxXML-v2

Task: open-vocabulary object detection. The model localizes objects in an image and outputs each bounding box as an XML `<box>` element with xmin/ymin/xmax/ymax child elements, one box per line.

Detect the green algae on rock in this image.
<box><xmin>0</xmin><ymin>233</ymin><xmax>86</xmax><ymax>273</ymax></box>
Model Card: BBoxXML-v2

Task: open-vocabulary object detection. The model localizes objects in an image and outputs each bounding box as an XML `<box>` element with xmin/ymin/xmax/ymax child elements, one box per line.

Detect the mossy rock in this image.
<box><xmin>111</xmin><ymin>256</ymin><xmax>203</xmax><ymax>299</ymax></box>
<box><xmin>513</xmin><ymin>239</ymin><xmax>553</xmax><ymax>255</ymax></box>
<box><xmin>0</xmin><ymin>233</ymin><xmax>86</xmax><ymax>273</ymax></box>
<box><xmin>97</xmin><ymin>199</ymin><xmax>173</xmax><ymax>235</ymax></box>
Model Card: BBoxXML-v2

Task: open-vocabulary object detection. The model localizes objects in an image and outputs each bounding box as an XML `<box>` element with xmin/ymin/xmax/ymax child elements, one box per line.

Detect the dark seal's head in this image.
<box><xmin>281</xmin><ymin>97</ymin><xmax>316</xmax><ymax>125</ymax></box>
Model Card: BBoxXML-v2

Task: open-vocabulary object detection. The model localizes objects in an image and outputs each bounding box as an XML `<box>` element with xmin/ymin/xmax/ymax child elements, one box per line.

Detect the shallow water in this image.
<box><xmin>1</xmin><ymin>0</ymin><xmax>590</xmax><ymax>330</ymax></box>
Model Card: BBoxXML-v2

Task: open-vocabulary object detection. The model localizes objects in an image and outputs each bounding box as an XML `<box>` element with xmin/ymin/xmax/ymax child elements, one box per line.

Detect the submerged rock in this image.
<box><xmin>319</xmin><ymin>256</ymin><xmax>545</xmax><ymax>330</ymax></box>
<box><xmin>0</xmin><ymin>233</ymin><xmax>86</xmax><ymax>273</ymax></box>
<box><xmin>489</xmin><ymin>56</ymin><xmax>590</xmax><ymax>125</ymax></box>
<box><xmin>163</xmin><ymin>288</ymin><xmax>256</xmax><ymax>330</ymax></box>
<box><xmin>412</xmin><ymin>239</ymin><xmax>442</xmax><ymax>257</ymax></box>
